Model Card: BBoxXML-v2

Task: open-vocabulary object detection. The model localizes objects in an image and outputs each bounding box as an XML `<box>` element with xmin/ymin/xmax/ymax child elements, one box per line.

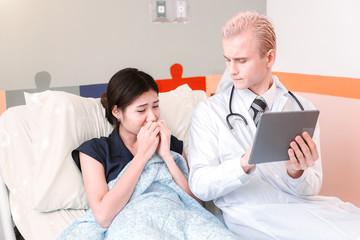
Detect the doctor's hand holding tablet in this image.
<box><xmin>240</xmin><ymin>110</ymin><xmax>320</xmax><ymax>179</ymax></box>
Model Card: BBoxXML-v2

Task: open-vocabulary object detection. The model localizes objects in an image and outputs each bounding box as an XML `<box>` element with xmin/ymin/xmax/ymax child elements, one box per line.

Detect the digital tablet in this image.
<box><xmin>248</xmin><ymin>110</ymin><xmax>320</xmax><ymax>164</ymax></box>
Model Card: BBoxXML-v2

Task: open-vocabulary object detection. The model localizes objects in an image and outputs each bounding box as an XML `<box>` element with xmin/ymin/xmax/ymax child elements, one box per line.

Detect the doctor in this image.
<box><xmin>188</xmin><ymin>10</ymin><xmax>360</xmax><ymax>240</ymax></box>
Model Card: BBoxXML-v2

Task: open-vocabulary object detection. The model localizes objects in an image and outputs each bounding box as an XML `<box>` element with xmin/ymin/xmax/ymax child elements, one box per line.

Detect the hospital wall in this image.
<box><xmin>268</xmin><ymin>0</ymin><xmax>360</xmax><ymax>207</ymax></box>
<box><xmin>0</xmin><ymin>0</ymin><xmax>265</xmax><ymax>92</ymax></box>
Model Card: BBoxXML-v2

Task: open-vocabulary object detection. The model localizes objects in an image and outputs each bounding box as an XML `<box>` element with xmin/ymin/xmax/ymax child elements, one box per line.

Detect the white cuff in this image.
<box><xmin>235</xmin><ymin>160</ymin><xmax>255</xmax><ymax>184</ymax></box>
<box><xmin>286</xmin><ymin>168</ymin><xmax>308</xmax><ymax>185</ymax></box>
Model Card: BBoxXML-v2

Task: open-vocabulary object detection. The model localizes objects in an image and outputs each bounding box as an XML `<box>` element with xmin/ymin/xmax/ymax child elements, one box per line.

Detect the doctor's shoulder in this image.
<box><xmin>192</xmin><ymin>92</ymin><xmax>228</xmax><ymax>120</ymax></box>
<box><xmin>206</xmin><ymin>91</ymin><xmax>229</xmax><ymax>108</ymax></box>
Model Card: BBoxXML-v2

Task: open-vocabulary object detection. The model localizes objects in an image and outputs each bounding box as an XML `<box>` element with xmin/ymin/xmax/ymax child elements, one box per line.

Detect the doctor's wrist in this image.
<box><xmin>240</xmin><ymin>154</ymin><xmax>255</xmax><ymax>174</ymax></box>
<box><xmin>286</xmin><ymin>168</ymin><xmax>304</xmax><ymax>179</ymax></box>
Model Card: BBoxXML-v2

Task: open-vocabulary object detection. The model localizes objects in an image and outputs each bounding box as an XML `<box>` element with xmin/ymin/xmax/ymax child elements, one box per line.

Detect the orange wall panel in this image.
<box><xmin>274</xmin><ymin>72</ymin><xmax>360</xmax><ymax>99</ymax></box>
<box><xmin>156</xmin><ymin>63</ymin><xmax>206</xmax><ymax>92</ymax></box>
<box><xmin>0</xmin><ymin>91</ymin><xmax>5</xmax><ymax>116</ymax></box>
<box><xmin>205</xmin><ymin>75</ymin><xmax>222</xmax><ymax>97</ymax></box>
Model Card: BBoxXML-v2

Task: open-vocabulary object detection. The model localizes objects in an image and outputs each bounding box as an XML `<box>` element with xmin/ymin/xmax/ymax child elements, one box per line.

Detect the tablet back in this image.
<box><xmin>248</xmin><ymin>110</ymin><xmax>320</xmax><ymax>164</ymax></box>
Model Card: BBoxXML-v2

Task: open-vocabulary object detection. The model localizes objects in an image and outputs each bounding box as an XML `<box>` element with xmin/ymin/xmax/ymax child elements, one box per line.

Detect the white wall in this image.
<box><xmin>267</xmin><ymin>0</ymin><xmax>360</xmax><ymax>79</ymax></box>
<box><xmin>267</xmin><ymin>0</ymin><xmax>360</xmax><ymax>206</ymax></box>
<box><xmin>0</xmin><ymin>0</ymin><xmax>266</xmax><ymax>90</ymax></box>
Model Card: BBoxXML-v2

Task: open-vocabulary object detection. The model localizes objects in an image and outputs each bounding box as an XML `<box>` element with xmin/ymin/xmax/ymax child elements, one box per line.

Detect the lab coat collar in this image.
<box><xmin>272</xmin><ymin>75</ymin><xmax>292</xmax><ymax>111</ymax></box>
<box><xmin>273</xmin><ymin>75</ymin><xmax>289</xmax><ymax>96</ymax></box>
<box><xmin>219</xmin><ymin>73</ymin><xmax>291</xmax><ymax>112</ymax></box>
<box><xmin>235</xmin><ymin>75</ymin><xmax>280</xmax><ymax>112</ymax></box>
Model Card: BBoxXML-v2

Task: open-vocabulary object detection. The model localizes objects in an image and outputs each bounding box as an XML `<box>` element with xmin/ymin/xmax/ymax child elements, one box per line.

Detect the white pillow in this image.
<box><xmin>159</xmin><ymin>84</ymin><xmax>207</xmax><ymax>156</ymax></box>
<box><xmin>25</xmin><ymin>91</ymin><xmax>113</xmax><ymax>212</ymax></box>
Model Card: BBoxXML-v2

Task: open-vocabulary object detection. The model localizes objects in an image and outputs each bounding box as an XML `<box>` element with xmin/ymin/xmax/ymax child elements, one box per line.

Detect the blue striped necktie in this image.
<box><xmin>251</xmin><ymin>98</ymin><xmax>267</xmax><ymax>126</ymax></box>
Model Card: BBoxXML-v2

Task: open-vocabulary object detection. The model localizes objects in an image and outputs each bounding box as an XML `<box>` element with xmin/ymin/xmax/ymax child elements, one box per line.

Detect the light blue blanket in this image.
<box><xmin>57</xmin><ymin>152</ymin><xmax>241</xmax><ymax>240</ymax></box>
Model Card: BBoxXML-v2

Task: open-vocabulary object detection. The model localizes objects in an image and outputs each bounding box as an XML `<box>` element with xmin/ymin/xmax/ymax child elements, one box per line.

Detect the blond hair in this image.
<box><xmin>222</xmin><ymin>11</ymin><xmax>276</xmax><ymax>58</ymax></box>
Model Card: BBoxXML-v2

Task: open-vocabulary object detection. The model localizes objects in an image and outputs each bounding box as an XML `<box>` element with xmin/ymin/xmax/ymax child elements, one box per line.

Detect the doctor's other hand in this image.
<box><xmin>286</xmin><ymin>131</ymin><xmax>319</xmax><ymax>179</ymax></box>
<box><xmin>240</xmin><ymin>147</ymin><xmax>255</xmax><ymax>174</ymax></box>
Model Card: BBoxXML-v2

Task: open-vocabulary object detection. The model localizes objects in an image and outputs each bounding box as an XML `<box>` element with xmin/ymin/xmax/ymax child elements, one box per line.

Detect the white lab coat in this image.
<box><xmin>188</xmin><ymin>75</ymin><xmax>360</xmax><ymax>240</ymax></box>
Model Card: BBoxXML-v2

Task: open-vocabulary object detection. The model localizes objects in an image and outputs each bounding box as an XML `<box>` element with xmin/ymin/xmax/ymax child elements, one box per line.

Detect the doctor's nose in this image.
<box><xmin>229</xmin><ymin>61</ymin><xmax>239</xmax><ymax>76</ymax></box>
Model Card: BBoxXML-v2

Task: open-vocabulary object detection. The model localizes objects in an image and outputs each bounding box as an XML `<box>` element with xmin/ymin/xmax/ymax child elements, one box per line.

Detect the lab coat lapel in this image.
<box><xmin>272</xmin><ymin>76</ymin><xmax>290</xmax><ymax>111</ymax></box>
<box><xmin>231</xmin><ymin>89</ymin><xmax>257</xmax><ymax>142</ymax></box>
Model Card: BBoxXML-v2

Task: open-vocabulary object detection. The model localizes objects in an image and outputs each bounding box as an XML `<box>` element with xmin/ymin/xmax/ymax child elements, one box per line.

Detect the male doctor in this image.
<box><xmin>188</xmin><ymin>11</ymin><xmax>360</xmax><ymax>240</ymax></box>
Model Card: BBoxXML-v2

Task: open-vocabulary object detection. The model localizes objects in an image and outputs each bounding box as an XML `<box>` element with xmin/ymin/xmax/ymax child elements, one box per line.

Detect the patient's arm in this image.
<box><xmin>162</xmin><ymin>152</ymin><xmax>203</xmax><ymax>205</ymax></box>
<box><xmin>81</xmin><ymin>121</ymin><xmax>161</xmax><ymax>228</ymax></box>
<box><xmin>156</xmin><ymin>120</ymin><xmax>202</xmax><ymax>205</ymax></box>
<box><xmin>80</xmin><ymin>152</ymin><xmax>148</xmax><ymax>228</ymax></box>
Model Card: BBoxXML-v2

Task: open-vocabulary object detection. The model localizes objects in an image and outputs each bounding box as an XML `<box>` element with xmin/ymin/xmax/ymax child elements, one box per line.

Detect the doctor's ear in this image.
<box><xmin>266</xmin><ymin>49</ymin><xmax>276</xmax><ymax>67</ymax></box>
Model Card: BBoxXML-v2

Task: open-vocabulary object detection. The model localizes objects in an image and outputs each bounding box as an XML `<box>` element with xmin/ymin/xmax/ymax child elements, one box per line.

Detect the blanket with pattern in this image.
<box><xmin>56</xmin><ymin>151</ymin><xmax>241</xmax><ymax>240</ymax></box>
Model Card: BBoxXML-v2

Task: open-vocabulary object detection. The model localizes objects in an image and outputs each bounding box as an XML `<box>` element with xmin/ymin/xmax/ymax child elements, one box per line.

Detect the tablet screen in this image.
<box><xmin>248</xmin><ymin>110</ymin><xmax>320</xmax><ymax>164</ymax></box>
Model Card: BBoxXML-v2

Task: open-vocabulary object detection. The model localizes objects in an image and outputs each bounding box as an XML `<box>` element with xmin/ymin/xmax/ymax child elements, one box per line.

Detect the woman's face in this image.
<box><xmin>115</xmin><ymin>90</ymin><xmax>160</xmax><ymax>137</ymax></box>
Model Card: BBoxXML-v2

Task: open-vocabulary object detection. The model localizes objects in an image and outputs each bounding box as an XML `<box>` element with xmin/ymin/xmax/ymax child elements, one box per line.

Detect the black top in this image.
<box><xmin>72</xmin><ymin>129</ymin><xmax>183</xmax><ymax>183</ymax></box>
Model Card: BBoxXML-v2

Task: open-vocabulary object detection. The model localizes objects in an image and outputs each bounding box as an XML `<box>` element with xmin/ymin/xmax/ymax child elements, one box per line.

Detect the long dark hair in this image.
<box><xmin>101</xmin><ymin>68</ymin><xmax>159</xmax><ymax>129</ymax></box>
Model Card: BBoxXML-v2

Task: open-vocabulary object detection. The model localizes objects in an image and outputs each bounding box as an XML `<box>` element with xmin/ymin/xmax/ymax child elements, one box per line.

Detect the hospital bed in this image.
<box><xmin>0</xmin><ymin>75</ymin><xmax>218</xmax><ymax>239</ymax></box>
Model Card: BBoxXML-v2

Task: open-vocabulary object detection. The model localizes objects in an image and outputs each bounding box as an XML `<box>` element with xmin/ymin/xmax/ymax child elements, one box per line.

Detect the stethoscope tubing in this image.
<box><xmin>226</xmin><ymin>85</ymin><xmax>304</xmax><ymax>129</ymax></box>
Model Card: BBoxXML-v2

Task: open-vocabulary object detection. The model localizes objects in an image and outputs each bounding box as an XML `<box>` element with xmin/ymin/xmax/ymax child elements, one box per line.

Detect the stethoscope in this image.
<box><xmin>226</xmin><ymin>85</ymin><xmax>304</xmax><ymax>132</ymax></box>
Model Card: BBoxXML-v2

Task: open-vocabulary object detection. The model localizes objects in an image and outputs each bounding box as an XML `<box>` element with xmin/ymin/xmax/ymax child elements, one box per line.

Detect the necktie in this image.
<box><xmin>251</xmin><ymin>98</ymin><xmax>267</xmax><ymax>126</ymax></box>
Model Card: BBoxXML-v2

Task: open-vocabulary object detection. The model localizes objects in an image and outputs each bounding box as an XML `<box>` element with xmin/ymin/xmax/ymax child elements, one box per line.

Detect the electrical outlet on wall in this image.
<box><xmin>156</xmin><ymin>0</ymin><xmax>166</xmax><ymax>18</ymax></box>
<box><xmin>176</xmin><ymin>1</ymin><xmax>186</xmax><ymax>18</ymax></box>
<box><xmin>150</xmin><ymin>0</ymin><xmax>190</xmax><ymax>23</ymax></box>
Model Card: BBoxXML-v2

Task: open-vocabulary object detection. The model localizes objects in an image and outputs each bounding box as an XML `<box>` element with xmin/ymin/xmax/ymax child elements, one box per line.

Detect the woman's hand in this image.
<box><xmin>286</xmin><ymin>131</ymin><xmax>319</xmax><ymax>178</ymax></box>
<box><xmin>156</xmin><ymin>120</ymin><xmax>172</xmax><ymax>160</ymax></box>
<box><xmin>136</xmin><ymin>121</ymin><xmax>160</xmax><ymax>161</ymax></box>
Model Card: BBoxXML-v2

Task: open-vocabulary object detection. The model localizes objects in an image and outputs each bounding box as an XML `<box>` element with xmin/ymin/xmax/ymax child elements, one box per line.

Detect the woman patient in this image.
<box><xmin>57</xmin><ymin>68</ymin><xmax>240</xmax><ymax>240</ymax></box>
<box><xmin>74</xmin><ymin>68</ymin><xmax>198</xmax><ymax>227</ymax></box>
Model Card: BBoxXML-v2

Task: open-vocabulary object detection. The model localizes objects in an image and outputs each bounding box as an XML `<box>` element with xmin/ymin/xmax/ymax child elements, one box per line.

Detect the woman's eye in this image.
<box><xmin>153</xmin><ymin>105</ymin><xmax>159</xmax><ymax>109</ymax></box>
<box><xmin>137</xmin><ymin>110</ymin><xmax>145</xmax><ymax>113</ymax></box>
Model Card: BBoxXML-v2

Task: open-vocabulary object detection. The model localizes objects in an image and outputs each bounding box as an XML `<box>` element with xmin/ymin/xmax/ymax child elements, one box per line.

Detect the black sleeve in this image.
<box><xmin>170</xmin><ymin>135</ymin><xmax>183</xmax><ymax>155</ymax></box>
<box><xmin>71</xmin><ymin>138</ymin><xmax>108</xmax><ymax>171</ymax></box>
